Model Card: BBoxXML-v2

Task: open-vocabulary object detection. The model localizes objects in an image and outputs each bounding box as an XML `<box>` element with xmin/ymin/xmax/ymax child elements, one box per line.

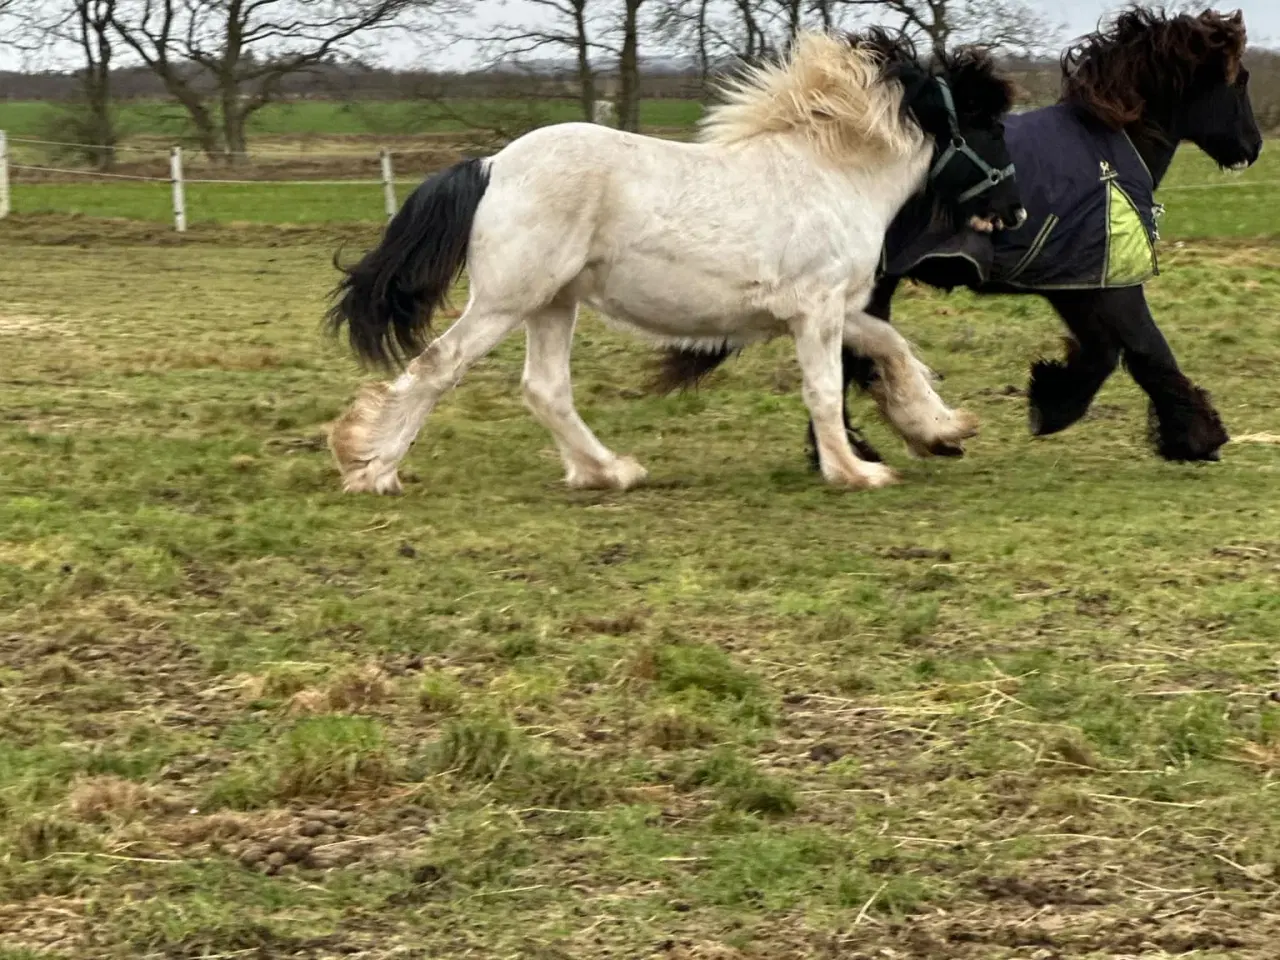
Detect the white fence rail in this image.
<box><xmin>0</xmin><ymin>132</ymin><xmax>408</xmax><ymax>230</ymax></box>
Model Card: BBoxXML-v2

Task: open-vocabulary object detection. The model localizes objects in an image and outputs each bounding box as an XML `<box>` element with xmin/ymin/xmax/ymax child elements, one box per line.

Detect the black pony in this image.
<box><xmin>655</xmin><ymin>8</ymin><xmax>1263</xmax><ymax>466</ymax></box>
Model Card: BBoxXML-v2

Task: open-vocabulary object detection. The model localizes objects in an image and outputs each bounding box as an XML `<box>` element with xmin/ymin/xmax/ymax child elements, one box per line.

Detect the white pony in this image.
<box><xmin>326</xmin><ymin>30</ymin><xmax>1022</xmax><ymax>494</ymax></box>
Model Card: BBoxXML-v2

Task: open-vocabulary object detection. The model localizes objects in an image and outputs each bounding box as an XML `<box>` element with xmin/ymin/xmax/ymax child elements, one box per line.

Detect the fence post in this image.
<box><xmin>170</xmin><ymin>146</ymin><xmax>186</xmax><ymax>233</ymax></box>
<box><xmin>380</xmin><ymin>149</ymin><xmax>397</xmax><ymax>221</ymax></box>
<box><xmin>0</xmin><ymin>130</ymin><xmax>10</xmax><ymax>221</ymax></box>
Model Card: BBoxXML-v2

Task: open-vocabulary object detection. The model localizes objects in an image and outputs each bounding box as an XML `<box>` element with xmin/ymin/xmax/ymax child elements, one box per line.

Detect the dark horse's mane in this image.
<box><xmin>1061</xmin><ymin>7</ymin><xmax>1247</xmax><ymax>130</ymax></box>
<box><xmin>847</xmin><ymin>27</ymin><xmax>1015</xmax><ymax>123</ymax></box>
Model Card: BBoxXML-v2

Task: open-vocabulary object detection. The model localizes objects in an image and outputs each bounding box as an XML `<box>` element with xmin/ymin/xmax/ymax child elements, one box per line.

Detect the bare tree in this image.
<box><xmin>2</xmin><ymin>1</ymin><xmax>122</xmax><ymax>168</ymax></box>
<box><xmin>73</xmin><ymin>0</ymin><xmax>120</xmax><ymax>168</ymax></box>
<box><xmin>655</xmin><ymin>0</ymin><xmax>1059</xmax><ymax>61</ymax></box>
<box><xmin>651</xmin><ymin>0</ymin><xmax>717</xmax><ymax>89</ymax></box>
<box><xmin>0</xmin><ymin>0</ymin><xmax>44</xmax><ymax>54</ymax></box>
<box><xmin>844</xmin><ymin>0</ymin><xmax>1062</xmax><ymax>55</ymax></box>
<box><xmin>483</xmin><ymin>0</ymin><xmax>603</xmax><ymax>122</ymax></box>
<box><xmin>616</xmin><ymin>0</ymin><xmax>646</xmax><ymax>130</ymax></box>
<box><xmin>108</xmin><ymin>0</ymin><xmax>442</xmax><ymax>162</ymax></box>
<box><xmin>652</xmin><ymin>0</ymin><xmax>850</xmax><ymax>79</ymax></box>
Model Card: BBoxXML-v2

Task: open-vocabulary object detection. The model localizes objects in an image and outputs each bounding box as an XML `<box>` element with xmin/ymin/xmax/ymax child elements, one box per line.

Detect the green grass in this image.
<box><xmin>7</xmin><ymin>163</ymin><xmax>1280</xmax><ymax>957</ymax></box>
<box><xmin>10</xmin><ymin>181</ymin><xmax>398</xmax><ymax>224</ymax></box>
<box><xmin>0</xmin><ymin>97</ymin><xmax>705</xmax><ymax>139</ymax></box>
<box><xmin>1159</xmin><ymin>146</ymin><xmax>1280</xmax><ymax>236</ymax></box>
<box><xmin>1</xmin><ymin>196</ymin><xmax>1280</xmax><ymax>955</ymax></box>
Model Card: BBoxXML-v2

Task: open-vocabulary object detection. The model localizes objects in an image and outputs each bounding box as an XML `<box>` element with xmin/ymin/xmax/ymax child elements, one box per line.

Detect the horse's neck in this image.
<box><xmin>863</xmin><ymin>141</ymin><xmax>935</xmax><ymax>228</ymax></box>
<box><xmin>780</xmin><ymin>135</ymin><xmax>932</xmax><ymax>235</ymax></box>
<box><xmin>1125</xmin><ymin>118</ymin><xmax>1180</xmax><ymax>189</ymax></box>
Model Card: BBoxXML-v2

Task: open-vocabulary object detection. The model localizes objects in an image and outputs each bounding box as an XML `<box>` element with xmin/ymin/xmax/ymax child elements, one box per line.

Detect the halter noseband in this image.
<box><xmin>928</xmin><ymin>77</ymin><xmax>1015</xmax><ymax>203</ymax></box>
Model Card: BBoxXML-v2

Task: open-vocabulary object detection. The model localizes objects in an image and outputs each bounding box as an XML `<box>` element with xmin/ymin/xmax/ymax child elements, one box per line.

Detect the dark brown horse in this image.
<box><xmin>654</xmin><ymin>8</ymin><xmax>1264</xmax><ymax>467</ymax></box>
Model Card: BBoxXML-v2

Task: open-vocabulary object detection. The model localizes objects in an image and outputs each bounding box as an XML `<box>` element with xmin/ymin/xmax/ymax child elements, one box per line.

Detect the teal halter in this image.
<box><xmin>929</xmin><ymin>77</ymin><xmax>1016</xmax><ymax>203</ymax></box>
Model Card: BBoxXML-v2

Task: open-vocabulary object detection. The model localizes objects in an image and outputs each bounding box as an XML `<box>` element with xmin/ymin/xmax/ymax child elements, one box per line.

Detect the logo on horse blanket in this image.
<box><xmin>883</xmin><ymin>103</ymin><xmax>1159</xmax><ymax>290</ymax></box>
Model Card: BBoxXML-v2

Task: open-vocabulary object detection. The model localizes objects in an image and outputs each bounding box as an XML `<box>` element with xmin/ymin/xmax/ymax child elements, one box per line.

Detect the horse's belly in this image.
<box><xmin>577</xmin><ymin>258</ymin><xmax>786</xmax><ymax>345</ymax></box>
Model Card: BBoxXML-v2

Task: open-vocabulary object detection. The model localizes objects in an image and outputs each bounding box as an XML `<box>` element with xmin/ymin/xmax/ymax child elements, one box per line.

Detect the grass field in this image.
<box><xmin>6</xmin><ymin>132</ymin><xmax>1279</xmax><ymax>239</ymax></box>
<box><xmin>0</xmin><ymin>98</ymin><xmax>707</xmax><ymax>139</ymax></box>
<box><xmin>2</xmin><ymin>171</ymin><xmax>1280</xmax><ymax>958</ymax></box>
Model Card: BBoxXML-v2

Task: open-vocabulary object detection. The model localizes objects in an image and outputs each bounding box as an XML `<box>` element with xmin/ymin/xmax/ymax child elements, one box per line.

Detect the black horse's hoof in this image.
<box><xmin>1148</xmin><ymin>385</ymin><xmax>1229</xmax><ymax>462</ymax></box>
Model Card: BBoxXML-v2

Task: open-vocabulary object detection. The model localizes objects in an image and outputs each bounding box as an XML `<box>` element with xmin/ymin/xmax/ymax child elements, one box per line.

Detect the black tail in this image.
<box><xmin>326</xmin><ymin>158</ymin><xmax>491</xmax><ymax>370</ymax></box>
<box><xmin>646</xmin><ymin>344</ymin><xmax>739</xmax><ymax>395</ymax></box>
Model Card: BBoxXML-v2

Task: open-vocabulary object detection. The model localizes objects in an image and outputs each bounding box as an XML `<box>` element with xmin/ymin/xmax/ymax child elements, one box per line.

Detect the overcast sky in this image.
<box><xmin>3</xmin><ymin>1</ymin><xmax>1277</xmax><ymax>73</ymax></box>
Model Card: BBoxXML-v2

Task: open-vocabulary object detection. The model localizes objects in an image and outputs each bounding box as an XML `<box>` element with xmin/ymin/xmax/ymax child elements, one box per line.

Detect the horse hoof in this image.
<box><xmin>861</xmin><ymin>463</ymin><xmax>901</xmax><ymax>489</ymax></box>
<box><xmin>951</xmin><ymin>409</ymin><xmax>980</xmax><ymax>440</ymax></box>
<box><xmin>341</xmin><ymin>459</ymin><xmax>403</xmax><ymax>495</ymax></box>
<box><xmin>567</xmin><ymin>456</ymin><xmax>648</xmax><ymax>491</ymax></box>
<box><xmin>826</xmin><ymin>462</ymin><xmax>900</xmax><ymax>489</ymax></box>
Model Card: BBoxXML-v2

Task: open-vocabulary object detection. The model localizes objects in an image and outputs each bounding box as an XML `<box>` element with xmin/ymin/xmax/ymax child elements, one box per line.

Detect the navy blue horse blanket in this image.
<box><xmin>883</xmin><ymin>104</ymin><xmax>1161</xmax><ymax>290</ymax></box>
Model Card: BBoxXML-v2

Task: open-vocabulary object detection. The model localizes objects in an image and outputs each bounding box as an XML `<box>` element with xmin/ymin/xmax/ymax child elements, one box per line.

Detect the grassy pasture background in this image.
<box><xmin>1</xmin><ymin>103</ymin><xmax>1280</xmax><ymax>959</ymax></box>
<box><xmin>2</xmin><ymin>99</ymin><xmax>1278</xmax><ymax>238</ymax></box>
<box><xmin>0</xmin><ymin>97</ymin><xmax>709</xmax><ymax>139</ymax></box>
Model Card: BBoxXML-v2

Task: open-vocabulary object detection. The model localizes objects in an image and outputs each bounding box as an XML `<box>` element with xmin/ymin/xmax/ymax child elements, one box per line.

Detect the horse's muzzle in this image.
<box><xmin>969</xmin><ymin>206</ymin><xmax>1028</xmax><ymax>233</ymax></box>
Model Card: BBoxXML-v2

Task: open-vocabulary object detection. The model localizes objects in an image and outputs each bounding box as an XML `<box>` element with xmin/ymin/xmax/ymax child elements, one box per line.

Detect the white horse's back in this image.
<box><xmin>477</xmin><ymin>121</ymin><xmax>917</xmax><ymax>347</ymax></box>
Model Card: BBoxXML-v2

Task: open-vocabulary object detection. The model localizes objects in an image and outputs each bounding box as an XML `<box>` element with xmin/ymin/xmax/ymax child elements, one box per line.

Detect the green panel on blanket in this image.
<box><xmin>1105</xmin><ymin>180</ymin><xmax>1159</xmax><ymax>287</ymax></box>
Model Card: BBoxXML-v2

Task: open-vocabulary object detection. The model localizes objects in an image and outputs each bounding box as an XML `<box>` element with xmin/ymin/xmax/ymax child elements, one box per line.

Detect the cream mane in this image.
<box><xmin>698</xmin><ymin>32</ymin><xmax>922</xmax><ymax>165</ymax></box>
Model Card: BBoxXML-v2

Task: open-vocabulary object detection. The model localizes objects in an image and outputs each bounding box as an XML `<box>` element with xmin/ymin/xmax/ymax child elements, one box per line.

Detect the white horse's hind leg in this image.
<box><xmin>330</xmin><ymin>306</ymin><xmax>522</xmax><ymax>494</ymax></box>
<box><xmin>793</xmin><ymin>310</ymin><xmax>900</xmax><ymax>490</ymax></box>
<box><xmin>522</xmin><ymin>302</ymin><xmax>647</xmax><ymax>490</ymax></box>
<box><xmin>844</xmin><ymin>312</ymin><xmax>979</xmax><ymax>455</ymax></box>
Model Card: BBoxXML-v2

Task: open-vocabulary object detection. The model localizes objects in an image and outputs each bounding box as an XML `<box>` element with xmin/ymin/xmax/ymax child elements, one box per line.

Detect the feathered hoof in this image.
<box><xmin>339</xmin><ymin>458</ymin><xmax>404</xmax><ymax>495</ymax></box>
<box><xmin>825</xmin><ymin>460</ymin><xmax>900</xmax><ymax>490</ymax></box>
<box><xmin>947</xmin><ymin>409</ymin><xmax>981</xmax><ymax>441</ymax></box>
<box><xmin>906</xmin><ymin>409</ymin><xmax>979</xmax><ymax>458</ymax></box>
<box><xmin>566</xmin><ymin>455</ymin><xmax>648</xmax><ymax>491</ymax></box>
<box><xmin>329</xmin><ymin>382</ymin><xmax>404</xmax><ymax>495</ymax></box>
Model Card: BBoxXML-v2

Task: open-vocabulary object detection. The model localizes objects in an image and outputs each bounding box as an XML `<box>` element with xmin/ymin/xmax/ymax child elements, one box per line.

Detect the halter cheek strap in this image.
<box><xmin>929</xmin><ymin>78</ymin><xmax>1016</xmax><ymax>203</ymax></box>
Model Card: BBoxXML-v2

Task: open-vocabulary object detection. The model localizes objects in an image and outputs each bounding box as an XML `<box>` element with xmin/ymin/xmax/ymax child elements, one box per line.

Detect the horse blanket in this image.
<box><xmin>882</xmin><ymin>103</ymin><xmax>1161</xmax><ymax>290</ymax></box>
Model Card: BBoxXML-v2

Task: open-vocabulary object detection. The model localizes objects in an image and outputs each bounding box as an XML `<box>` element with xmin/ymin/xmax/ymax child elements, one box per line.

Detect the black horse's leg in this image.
<box><xmin>1111</xmin><ymin>287</ymin><xmax>1228</xmax><ymax>461</ymax></box>
<box><xmin>1033</xmin><ymin>287</ymin><xmax>1227</xmax><ymax>460</ymax></box>
<box><xmin>1029</xmin><ymin>289</ymin><xmax>1122</xmax><ymax>436</ymax></box>
<box><xmin>804</xmin><ymin>277</ymin><xmax>899</xmax><ymax>470</ymax></box>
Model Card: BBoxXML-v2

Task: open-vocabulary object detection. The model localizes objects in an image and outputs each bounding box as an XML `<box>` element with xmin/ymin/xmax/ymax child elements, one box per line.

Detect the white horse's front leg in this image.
<box><xmin>330</xmin><ymin>306</ymin><xmax>522</xmax><ymax>494</ymax></box>
<box><xmin>844</xmin><ymin>311</ymin><xmax>979</xmax><ymax>456</ymax></box>
<box><xmin>793</xmin><ymin>309</ymin><xmax>900</xmax><ymax>490</ymax></box>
